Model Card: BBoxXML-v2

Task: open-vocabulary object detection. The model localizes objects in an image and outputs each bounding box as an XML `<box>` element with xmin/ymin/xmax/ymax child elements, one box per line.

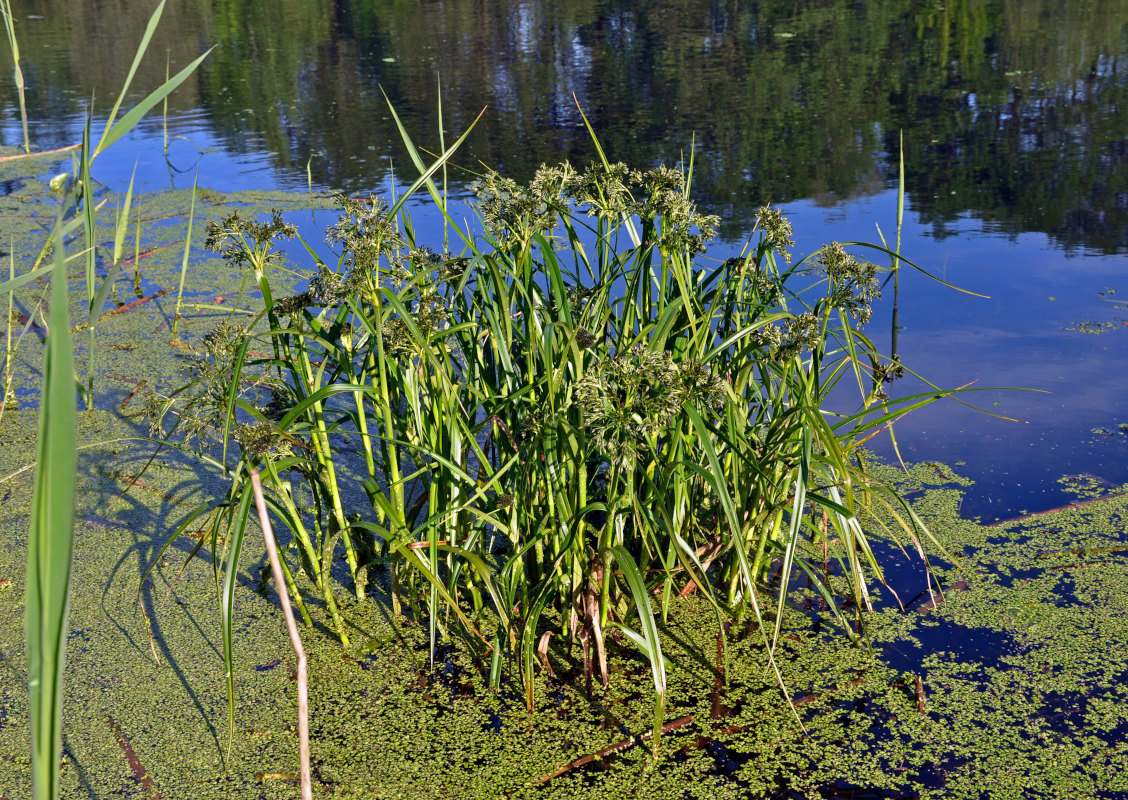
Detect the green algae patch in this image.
<box><xmin>5</xmin><ymin>439</ymin><xmax>1128</xmax><ymax>797</ymax></box>
<box><xmin>0</xmin><ymin>409</ymin><xmax>300</xmax><ymax>799</ymax></box>
<box><xmin>0</xmin><ymin>163</ymin><xmax>336</xmax><ymax>422</ymax></box>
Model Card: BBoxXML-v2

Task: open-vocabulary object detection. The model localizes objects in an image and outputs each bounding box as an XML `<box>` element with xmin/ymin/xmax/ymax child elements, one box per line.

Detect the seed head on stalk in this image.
<box><xmin>574</xmin><ymin>345</ymin><xmax>725</xmax><ymax>470</ymax></box>
<box><xmin>204</xmin><ymin>210</ymin><xmax>297</xmax><ymax>280</ymax></box>
<box><xmin>755</xmin><ymin>205</ymin><xmax>795</xmax><ymax>264</ymax></box>
<box><xmin>326</xmin><ymin>195</ymin><xmax>405</xmax><ymax>280</ymax></box>
<box><xmin>818</xmin><ymin>242</ymin><xmax>880</xmax><ymax>325</ymax></box>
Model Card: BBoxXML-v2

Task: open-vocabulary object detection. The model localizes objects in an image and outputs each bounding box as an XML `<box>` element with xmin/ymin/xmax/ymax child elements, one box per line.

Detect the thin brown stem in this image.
<box><xmin>250</xmin><ymin>470</ymin><xmax>312</xmax><ymax>800</ymax></box>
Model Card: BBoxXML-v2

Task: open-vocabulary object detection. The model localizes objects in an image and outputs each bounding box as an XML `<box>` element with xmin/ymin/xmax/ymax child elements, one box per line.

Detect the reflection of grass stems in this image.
<box><xmin>108</xmin><ymin>162</ymin><xmax>137</xmax><ymax>309</ymax></box>
<box><xmin>893</xmin><ymin>131</ymin><xmax>904</xmax><ymax>359</ymax></box>
<box><xmin>162</xmin><ymin>52</ymin><xmax>170</xmax><ymax>157</ymax></box>
<box><xmin>1</xmin><ymin>0</ymin><xmax>29</xmax><ymax>154</ymax></box>
<box><xmin>132</xmin><ymin>202</ymin><xmax>143</xmax><ymax>296</ymax></box>
<box><xmin>437</xmin><ymin>76</ymin><xmax>449</xmax><ymax>251</ymax></box>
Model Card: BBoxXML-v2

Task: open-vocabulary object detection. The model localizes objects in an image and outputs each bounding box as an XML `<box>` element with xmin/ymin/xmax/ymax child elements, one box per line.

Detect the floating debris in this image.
<box><xmin>1067</xmin><ymin>320</ymin><xmax>1120</xmax><ymax>334</ymax></box>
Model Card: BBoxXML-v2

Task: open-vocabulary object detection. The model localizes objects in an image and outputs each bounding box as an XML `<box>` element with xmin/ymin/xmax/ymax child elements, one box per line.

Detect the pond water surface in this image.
<box><xmin>2</xmin><ymin>0</ymin><xmax>1127</xmax><ymax>520</ymax></box>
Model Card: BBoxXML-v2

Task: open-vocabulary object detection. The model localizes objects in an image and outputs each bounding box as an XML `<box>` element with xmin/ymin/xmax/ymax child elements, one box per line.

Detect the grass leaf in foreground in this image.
<box><xmin>25</xmin><ymin>227</ymin><xmax>77</xmax><ymax>800</ymax></box>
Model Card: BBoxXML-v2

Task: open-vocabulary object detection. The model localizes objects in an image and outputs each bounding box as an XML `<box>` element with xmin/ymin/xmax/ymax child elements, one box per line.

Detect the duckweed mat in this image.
<box><xmin>3</xmin><ymin>413</ymin><xmax>1128</xmax><ymax>799</ymax></box>
<box><xmin>0</xmin><ymin>168</ymin><xmax>1127</xmax><ymax>798</ymax></box>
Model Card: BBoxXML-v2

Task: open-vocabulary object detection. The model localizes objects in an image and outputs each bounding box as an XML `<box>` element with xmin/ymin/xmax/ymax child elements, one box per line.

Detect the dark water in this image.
<box><xmin>2</xmin><ymin>0</ymin><xmax>1128</xmax><ymax>519</ymax></box>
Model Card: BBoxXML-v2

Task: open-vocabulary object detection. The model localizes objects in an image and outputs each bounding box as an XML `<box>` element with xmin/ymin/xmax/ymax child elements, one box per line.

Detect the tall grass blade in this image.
<box><xmin>26</xmin><ymin>226</ymin><xmax>78</xmax><ymax>800</ymax></box>
<box><xmin>79</xmin><ymin>115</ymin><xmax>97</xmax><ymax>409</ymax></box>
<box><xmin>92</xmin><ymin>163</ymin><xmax>137</xmax><ymax>321</ymax></box>
<box><xmin>162</xmin><ymin>54</ymin><xmax>170</xmax><ymax>156</ymax></box>
<box><xmin>95</xmin><ymin>49</ymin><xmax>214</xmax><ymax>160</ymax></box>
<box><xmin>380</xmin><ymin>89</ymin><xmax>485</xmax><ymax>235</ymax></box>
<box><xmin>221</xmin><ymin>485</ymin><xmax>254</xmax><ymax>766</ymax></box>
<box><xmin>173</xmin><ymin>171</ymin><xmax>199</xmax><ymax>331</ymax></box>
<box><xmin>0</xmin><ymin>263</ymin><xmax>54</xmax><ymax>295</ymax></box>
<box><xmin>0</xmin><ymin>0</ymin><xmax>29</xmax><ymax>153</ymax></box>
<box><xmin>94</xmin><ymin>0</ymin><xmax>173</xmax><ymax>156</ymax></box>
<box><xmin>610</xmin><ymin>546</ymin><xmax>666</xmax><ymax>755</ymax></box>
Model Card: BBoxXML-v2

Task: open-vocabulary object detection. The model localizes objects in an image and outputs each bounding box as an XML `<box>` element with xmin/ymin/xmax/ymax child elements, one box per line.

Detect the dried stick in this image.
<box><xmin>250</xmin><ymin>470</ymin><xmax>312</xmax><ymax>800</ymax></box>
<box><xmin>535</xmin><ymin>714</ymin><xmax>696</xmax><ymax>784</ymax></box>
<box><xmin>107</xmin><ymin>715</ymin><xmax>161</xmax><ymax>799</ymax></box>
<box><xmin>0</xmin><ymin>143</ymin><xmax>80</xmax><ymax>163</ymax></box>
<box><xmin>98</xmin><ymin>288</ymin><xmax>167</xmax><ymax>321</ymax></box>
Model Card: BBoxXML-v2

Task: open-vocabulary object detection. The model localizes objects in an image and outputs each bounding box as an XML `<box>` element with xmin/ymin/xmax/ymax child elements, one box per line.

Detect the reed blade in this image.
<box><xmin>0</xmin><ymin>0</ymin><xmax>29</xmax><ymax>153</ymax></box>
<box><xmin>172</xmin><ymin>171</ymin><xmax>200</xmax><ymax>332</ymax></box>
<box><xmin>26</xmin><ymin>227</ymin><xmax>78</xmax><ymax>800</ymax></box>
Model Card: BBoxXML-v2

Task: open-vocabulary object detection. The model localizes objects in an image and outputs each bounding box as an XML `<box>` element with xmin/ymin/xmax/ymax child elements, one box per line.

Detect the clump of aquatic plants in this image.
<box><xmin>144</xmin><ymin>118</ymin><xmax>952</xmax><ymax>750</ymax></box>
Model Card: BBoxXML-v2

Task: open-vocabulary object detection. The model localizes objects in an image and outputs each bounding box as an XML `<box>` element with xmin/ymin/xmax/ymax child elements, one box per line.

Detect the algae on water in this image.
<box><xmin>6</xmin><ymin>436</ymin><xmax>1128</xmax><ymax>799</ymax></box>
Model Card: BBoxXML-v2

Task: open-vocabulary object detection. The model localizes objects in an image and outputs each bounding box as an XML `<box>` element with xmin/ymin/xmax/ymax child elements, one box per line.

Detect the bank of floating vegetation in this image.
<box><xmin>136</xmin><ymin>112</ymin><xmax>958</xmax><ymax>761</ymax></box>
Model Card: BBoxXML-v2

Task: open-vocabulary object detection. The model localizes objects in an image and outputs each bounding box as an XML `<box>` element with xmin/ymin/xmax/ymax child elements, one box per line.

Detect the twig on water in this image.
<box><xmin>98</xmin><ymin>289</ymin><xmax>167</xmax><ymax>321</ymax></box>
<box><xmin>0</xmin><ymin>143</ymin><xmax>81</xmax><ymax>163</ymax></box>
<box><xmin>535</xmin><ymin>714</ymin><xmax>696</xmax><ymax>784</ymax></box>
<box><xmin>120</xmin><ymin>242</ymin><xmax>177</xmax><ymax>268</ymax></box>
<box><xmin>250</xmin><ymin>469</ymin><xmax>312</xmax><ymax>800</ymax></box>
<box><xmin>107</xmin><ymin>715</ymin><xmax>161</xmax><ymax>800</ymax></box>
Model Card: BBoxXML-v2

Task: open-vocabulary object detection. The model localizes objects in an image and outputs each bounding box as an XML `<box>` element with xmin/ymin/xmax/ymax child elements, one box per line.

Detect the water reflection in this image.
<box><xmin>3</xmin><ymin>0</ymin><xmax>1128</xmax><ymax>251</ymax></box>
<box><xmin>1</xmin><ymin>0</ymin><xmax>1127</xmax><ymax>518</ymax></box>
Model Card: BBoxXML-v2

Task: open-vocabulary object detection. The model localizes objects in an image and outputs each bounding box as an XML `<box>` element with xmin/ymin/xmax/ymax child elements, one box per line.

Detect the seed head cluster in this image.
<box><xmin>474</xmin><ymin>161</ymin><xmax>719</xmax><ymax>254</ymax></box>
<box><xmin>755</xmin><ymin>205</ymin><xmax>795</xmax><ymax>264</ymax></box>
<box><xmin>326</xmin><ymin>196</ymin><xmax>406</xmax><ymax>279</ymax></box>
<box><xmin>233</xmin><ymin>421</ymin><xmax>293</xmax><ymax>460</ymax></box>
<box><xmin>572</xmin><ymin>345</ymin><xmax>726</xmax><ymax>469</ymax></box>
<box><xmin>817</xmin><ymin>242</ymin><xmax>880</xmax><ymax>325</ymax></box>
<box><xmin>204</xmin><ymin>210</ymin><xmax>297</xmax><ymax>278</ymax></box>
<box><xmin>139</xmin><ymin>318</ymin><xmax>283</xmax><ymax>454</ymax></box>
